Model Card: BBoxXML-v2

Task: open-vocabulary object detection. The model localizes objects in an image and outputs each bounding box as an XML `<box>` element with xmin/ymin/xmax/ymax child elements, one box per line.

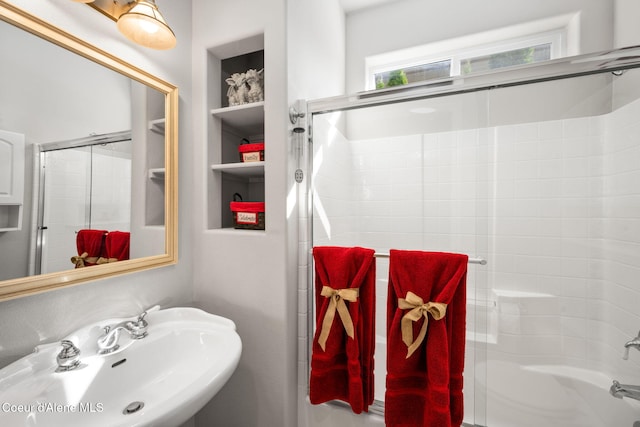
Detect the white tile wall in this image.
<box><xmin>42</xmin><ymin>148</ymin><xmax>91</xmax><ymax>273</ymax></box>
<box><xmin>600</xmin><ymin>97</ymin><xmax>640</xmax><ymax>381</ymax></box>
<box><xmin>41</xmin><ymin>145</ymin><xmax>131</xmax><ymax>273</ymax></box>
<box><xmin>90</xmin><ymin>143</ymin><xmax>132</xmax><ymax>232</ymax></box>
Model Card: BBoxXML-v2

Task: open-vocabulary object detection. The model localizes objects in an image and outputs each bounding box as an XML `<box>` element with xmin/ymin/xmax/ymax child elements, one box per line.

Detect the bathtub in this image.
<box><xmin>374</xmin><ymin>335</ymin><xmax>386</xmax><ymax>402</ymax></box>
<box><xmin>479</xmin><ymin>361</ymin><xmax>640</xmax><ymax>427</ymax></box>
<box><xmin>374</xmin><ymin>337</ymin><xmax>640</xmax><ymax>426</ymax></box>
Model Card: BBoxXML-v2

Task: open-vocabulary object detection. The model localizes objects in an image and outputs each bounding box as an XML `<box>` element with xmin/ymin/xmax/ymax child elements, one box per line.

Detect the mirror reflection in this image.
<box><xmin>0</xmin><ymin>13</ymin><xmax>167</xmax><ymax>282</ymax></box>
<box><xmin>35</xmin><ymin>133</ymin><xmax>133</xmax><ymax>275</ymax></box>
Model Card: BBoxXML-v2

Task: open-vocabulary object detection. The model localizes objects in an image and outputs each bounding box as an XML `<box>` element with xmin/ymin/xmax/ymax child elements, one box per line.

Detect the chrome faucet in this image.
<box><xmin>56</xmin><ymin>340</ymin><xmax>81</xmax><ymax>372</ymax></box>
<box><xmin>610</xmin><ymin>380</ymin><xmax>640</xmax><ymax>401</ymax></box>
<box><xmin>623</xmin><ymin>330</ymin><xmax>640</xmax><ymax>360</ymax></box>
<box><xmin>97</xmin><ymin>310</ymin><xmax>150</xmax><ymax>354</ymax></box>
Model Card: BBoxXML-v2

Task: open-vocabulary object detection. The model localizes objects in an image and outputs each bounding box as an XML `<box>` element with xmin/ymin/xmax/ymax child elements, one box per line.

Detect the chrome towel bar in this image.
<box><xmin>373</xmin><ymin>252</ymin><xmax>487</xmax><ymax>265</ymax></box>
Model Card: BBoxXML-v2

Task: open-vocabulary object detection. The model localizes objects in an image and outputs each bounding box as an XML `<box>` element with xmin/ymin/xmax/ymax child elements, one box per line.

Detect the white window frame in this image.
<box><xmin>365</xmin><ymin>13</ymin><xmax>580</xmax><ymax>90</ymax></box>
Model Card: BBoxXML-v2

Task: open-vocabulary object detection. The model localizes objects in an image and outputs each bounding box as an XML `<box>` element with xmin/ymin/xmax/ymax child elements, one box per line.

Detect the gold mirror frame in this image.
<box><xmin>0</xmin><ymin>1</ymin><xmax>178</xmax><ymax>301</ymax></box>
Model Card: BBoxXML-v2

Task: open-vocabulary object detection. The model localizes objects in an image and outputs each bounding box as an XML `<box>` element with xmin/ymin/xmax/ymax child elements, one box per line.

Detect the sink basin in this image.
<box><xmin>0</xmin><ymin>307</ymin><xmax>242</xmax><ymax>426</ymax></box>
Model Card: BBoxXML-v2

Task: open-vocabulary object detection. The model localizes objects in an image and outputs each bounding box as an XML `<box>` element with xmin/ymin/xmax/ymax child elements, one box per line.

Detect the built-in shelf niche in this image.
<box><xmin>146</xmin><ymin>87</ymin><xmax>166</xmax><ymax>227</ymax></box>
<box><xmin>210</xmin><ymin>161</ymin><xmax>264</xmax><ymax>176</ymax></box>
<box><xmin>210</xmin><ymin>101</ymin><xmax>264</xmax><ymax>136</ymax></box>
<box><xmin>148</xmin><ymin>168</ymin><xmax>166</xmax><ymax>180</ymax></box>
<box><xmin>208</xmin><ymin>34</ymin><xmax>265</xmax><ymax>230</ymax></box>
<box><xmin>0</xmin><ymin>205</ymin><xmax>22</xmax><ymax>232</ymax></box>
<box><xmin>148</xmin><ymin>118</ymin><xmax>165</xmax><ymax>134</ymax></box>
<box><xmin>219</xmin><ymin>49</ymin><xmax>264</xmax><ymax>109</ymax></box>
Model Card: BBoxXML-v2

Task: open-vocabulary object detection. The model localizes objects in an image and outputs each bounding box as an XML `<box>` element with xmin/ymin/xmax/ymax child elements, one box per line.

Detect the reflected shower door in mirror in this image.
<box><xmin>0</xmin><ymin>0</ymin><xmax>177</xmax><ymax>299</ymax></box>
<box><xmin>35</xmin><ymin>134</ymin><xmax>133</xmax><ymax>276</ymax></box>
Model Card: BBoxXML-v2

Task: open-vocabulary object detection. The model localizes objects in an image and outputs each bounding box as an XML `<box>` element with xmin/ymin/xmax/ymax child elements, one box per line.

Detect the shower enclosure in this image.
<box><xmin>306</xmin><ymin>47</ymin><xmax>640</xmax><ymax>426</ymax></box>
<box><xmin>34</xmin><ymin>132</ymin><xmax>132</xmax><ymax>275</ymax></box>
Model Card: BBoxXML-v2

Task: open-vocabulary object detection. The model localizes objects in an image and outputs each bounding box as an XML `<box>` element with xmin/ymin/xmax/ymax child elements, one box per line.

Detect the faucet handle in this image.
<box><xmin>56</xmin><ymin>340</ymin><xmax>81</xmax><ymax>372</ymax></box>
<box><xmin>137</xmin><ymin>310</ymin><xmax>150</xmax><ymax>324</ymax></box>
<box><xmin>140</xmin><ymin>305</ymin><xmax>160</xmax><ymax>319</ymax></box>
<box><xmin>59</xmin><ymin>340</ymin><xmax>80</xmax><ymax>356</ymax></box>
<box><xmin>128</xmin><ymin>305</ymin><xmax>159</xmax><ymax>338</ymax></box>
<box><xmin>127</xmin><ymin>310</ymin><xmax>150</xmax><ymax>339</ymax></box>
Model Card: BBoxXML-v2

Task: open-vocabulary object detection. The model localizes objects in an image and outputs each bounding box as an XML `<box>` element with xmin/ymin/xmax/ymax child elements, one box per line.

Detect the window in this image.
<box><xmin>375</xmin><ymin>60</ymin><xmax>451</xmax><ymax>88</ymax></box>
<box><xmin>367</xmin><ymin>14</ymin><xmax>578</xmax><ymax>90</ymax></box>
<box><xmin>460</xmin><ymin>43</ymin><xmax>552</xmax><ymax>75</ymax></box>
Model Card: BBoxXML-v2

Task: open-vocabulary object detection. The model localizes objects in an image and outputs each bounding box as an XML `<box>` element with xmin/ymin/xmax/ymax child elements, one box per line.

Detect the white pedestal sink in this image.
<box><xmin>0</xmin><ymin>307</ymin><xmax>242</xmax><ymax>426</ymax></box>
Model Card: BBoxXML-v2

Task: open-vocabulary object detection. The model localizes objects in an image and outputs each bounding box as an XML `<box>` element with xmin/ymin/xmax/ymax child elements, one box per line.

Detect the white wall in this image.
<box><xmin>345</xmin><ymin>0</ymin><xmax>615</xmax><ymax>93</ymax></box>
<box><xmin>191</xmin><ymin>0</ymin><xmax>346</xmax><ymax>425</ymax></box>
<box><xmin>285</xmin><ymin>1</ymin><xmax>350</xmax><ymax>426</ymax></box>
<box><xmin>614</xmin><ymin>0</ymin><xmax>640</xmax><ymax>48</ymax></box>
<box><xmin>612</xmin><ymin>0</ymin><xmax>640</xmax><ymax>108</ymax></box>
<box><xmin>0</xmin><ymin>0</ymin><xmax>194</xmax><ymax>372</ymax></box>
<box><xmin>0</xmin><ymin>21</ymin><xmax>131</xmax><ymax>141</ymax></box>
<box><xmin>191</xmin><ymin>0</ymin><xmax>295</xmax><ymax>426</ymax></box>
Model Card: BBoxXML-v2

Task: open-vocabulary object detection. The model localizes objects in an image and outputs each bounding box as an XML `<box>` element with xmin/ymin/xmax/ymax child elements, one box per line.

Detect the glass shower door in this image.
<box><xmin>36</xmin><ymin>140</ymin><xmax>131</xmax><ymax>275</ymax></box>
<box><xmin>38</xmin><ymin>146</ymin><xmax>92</xmax><ymax>275</ymax></box>
<box><xmin>309</xmin><ymin>89</ymin><xmax>491</xmax><ymax>426</ymax></box>
<box><xmin>308</xmin><ymin>65</ymin><xmax>640</xmax><ymax>426</ymax></box>
<box><xmin>479</xmin><ymin>69</ymin><xmax>640</xmax><ymax>427</ymax></box>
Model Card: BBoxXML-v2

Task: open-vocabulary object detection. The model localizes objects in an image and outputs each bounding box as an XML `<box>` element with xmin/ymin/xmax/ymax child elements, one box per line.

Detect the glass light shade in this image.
<box><xmin>116</xmin><ymin>0</ymin><xmax>176</xmax><ymax>50</ymax></box>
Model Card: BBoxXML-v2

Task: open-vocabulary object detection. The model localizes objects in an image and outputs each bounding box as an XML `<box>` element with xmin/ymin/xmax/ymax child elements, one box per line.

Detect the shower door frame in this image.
<box><xmin>304</xmin><ymin>44</ymin><xmax>640</xmax><ymax>423</ymax></box>
<box><xmin>33</xmin><ymin>131</ymin><xmax>131</xmax><ymax>275</ymax></box>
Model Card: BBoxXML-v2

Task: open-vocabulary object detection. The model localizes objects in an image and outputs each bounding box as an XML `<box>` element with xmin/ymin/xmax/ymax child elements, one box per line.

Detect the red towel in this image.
<box><xmin>73</xmin><ymin>229</ymin><xmax>107</xmax><ymax>267</ymax></box>
<box><xmin>309</xmin><ymin>246</ymin><xmax>376</xmax><ymax>413</ymax></box>
<box><xmin>385</xmin><ymin>250</ymin><xmax>468</xmax><ymax>427</ymax></box>
<box><xmin>105</xmin><ymin>231</ymin><xmax>130</xmax><ymax>261</ymax></box>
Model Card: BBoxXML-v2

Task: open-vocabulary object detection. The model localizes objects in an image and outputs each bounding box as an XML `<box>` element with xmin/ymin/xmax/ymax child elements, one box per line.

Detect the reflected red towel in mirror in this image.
<box><xmin>386</xmin><ymin>250</ymin><xmax>468</xmax><ymax>427</ymax></box>
<box><xmin>309</xmin><ymin>246</ymin><xmax>376</xmax><ymax>414</ymax></box>
<box><xmin>75</xmin><ymin>229</ymin><xmax>107</xmax><ymax>267</ymax></box>
<box><xmin>105</xmin><ymin>231</ymin><xmax>130</xmax><ymax>261</ymax></box>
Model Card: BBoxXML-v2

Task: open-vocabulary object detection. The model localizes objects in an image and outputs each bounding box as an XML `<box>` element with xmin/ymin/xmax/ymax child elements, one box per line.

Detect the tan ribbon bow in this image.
<box><xmin>71</xmin><ymin>252</ymin><xmax>89</xmax><ymax>268</ymax></box>
<box><xmin>318</xmin><ymin>286</ymin><xmax>359</xmax><ymax>351</ymax></box>
<box><xmin>398</xmin><ymin>291</ymin><xmax>447</xmax><ymax>358</ymax></box>
<box><xmin>96</xmin><ymin>257</ymin><xmax>119</xmax><ymax>265</ymax></box>
<box><xmin>70</xmin><ymin>252</ymin><xmax>102</xmax><ymax>268</ymax></box>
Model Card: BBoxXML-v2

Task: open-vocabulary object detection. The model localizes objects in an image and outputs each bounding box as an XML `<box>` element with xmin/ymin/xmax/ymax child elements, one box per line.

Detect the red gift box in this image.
<box><xmin>230</xmin><ymin>201</ymin><xmax>265</xmax><ymax>230</ymax></box>
<box><xmin>238</xmin><ymin>142</ymin><xmax>264</xmax><ymax>163</ymax></box>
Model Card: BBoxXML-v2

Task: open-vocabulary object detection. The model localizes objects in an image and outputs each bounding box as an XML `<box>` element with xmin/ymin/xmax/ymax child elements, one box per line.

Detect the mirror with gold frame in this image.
<box><xmin>0</xmin><ymin>0</ymin><xmax>178</xmax><ymax>301</ymax></box>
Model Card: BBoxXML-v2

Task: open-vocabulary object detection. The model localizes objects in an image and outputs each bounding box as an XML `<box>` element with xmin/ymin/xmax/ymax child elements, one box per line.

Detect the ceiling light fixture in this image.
<box><xmin>116</xmin><ymin>0</ymin><xmax>176</xmax><ymax>50</ymax></box>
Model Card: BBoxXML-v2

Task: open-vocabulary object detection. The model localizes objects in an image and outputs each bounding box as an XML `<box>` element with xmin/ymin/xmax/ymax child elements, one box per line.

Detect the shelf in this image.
<box><xmin>148</xmin><ymin>118</ymin><xmax>165</xmax><ymax>134</ymax></box>
<box><xmin>211</xmin><ymin>102</ymin><xmax>264</xmax><ymax>133</ymax></box>
<box><xmin>148</xmin><ymin>168</ymin><xmax>165</xmax><ymax>180</ymax></box>
<box><xmin>211</xmin><ymin>161</ymin><xmax>264</xmax><ymax>178</ymax></box>
<box><xmin>0</xmin><ymin>204</ymin><xmax>22</xmax><ymax>231</ymax></box>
